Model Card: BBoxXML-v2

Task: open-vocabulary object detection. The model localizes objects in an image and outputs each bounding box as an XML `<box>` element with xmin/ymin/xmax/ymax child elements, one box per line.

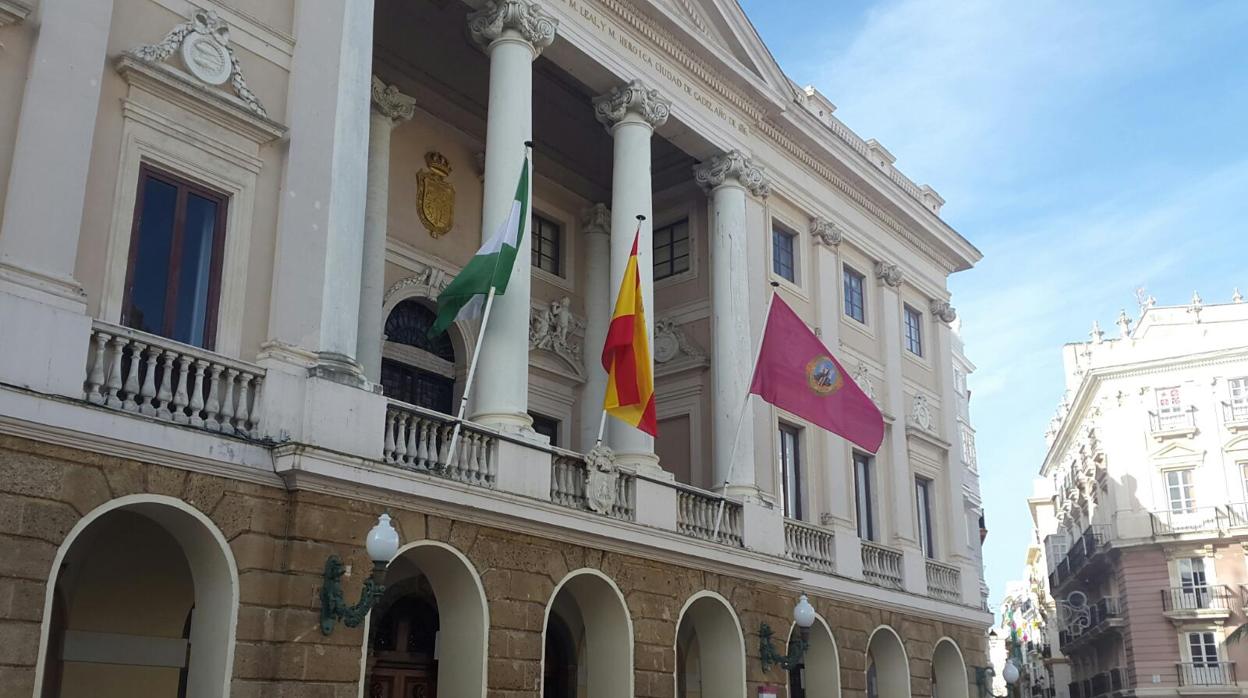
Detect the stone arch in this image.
<box><xmin>364</xmin><ymin>540</ymin><xmax>489</xmax><ymax>698</ymax></box>
<box><xmin>932</xmin><ymin>637</ymin><xmax>970</xmax><ymax>698</ymax></box>
<box><xmin>33</xmin><ymin>494</ymin><xmax>239</xmax><ymax>698</ymax></box>
<box><xmin>540</xmin><ymin>568</ymin><xmax>634</xmax><ymax>698</ymax></box>
<box><xmin>866</xmin><ymin>625</ymin><xmax>911</xmax><ymax>698</ymax></box>
<box><xmin>674</xmin><ymin>590</ymin><xmax>746</xmax><ymax>698</ymax></box>
<box><xmin>787</xmin><ymin>615</ymin><xmax>841</xmax><ymax>698</ymax></box>
<box><xmin>382</xmin><ymin>271</ymin><xmax>475</xmax><ymax>362</ymax></box>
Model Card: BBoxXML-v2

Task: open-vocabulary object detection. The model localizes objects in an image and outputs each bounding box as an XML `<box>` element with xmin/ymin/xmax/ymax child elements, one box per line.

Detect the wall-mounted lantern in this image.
<box><xmin>319</xmin><ymin>513</ymin><xmax>400</xmax><ymax>635</ymax></box>
<box><xmin>759</xmin><ymin>594</ymin><xmax>817</xmax><ymax>672</ymax></box>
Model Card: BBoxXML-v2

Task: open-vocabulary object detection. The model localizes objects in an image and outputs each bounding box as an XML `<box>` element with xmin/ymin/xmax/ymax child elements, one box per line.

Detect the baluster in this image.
<box><xmin>438</xmin><ymin>425</ymin><xmax>453</xmax><ymax>471</ymax></box>
<box><xmin>383</xmin><ymin>410</ymin><xmax>396</xmax><ymax>461</ymax></box>
<box><xmin>138</xmin><ymin>345</ymin><xmax>160</xmax><ymax>417</ymax></box>
<box><xmin>188</xmin><ymin>360</ymin><xmax>208</xmax><ymax>428</ymax></box>
<box><xmin>105</xmin><ymin>336</ymin><xmax>125</xmax><ymax>409</ymax></box>
<box><xmin>171</xmin><ymin>354</ymin><xmax>192</xmax><ymax>424</ymax></box>
<box><xmin>553</xmin><ymin>462</ymin><xmax>565</xmax><ymax>504</ymax></box>
<box><xmin>219</xmin><ymin>369</ymin><xmax>238</xmax><ymax>435</ymax></box>
<box><xmin>414</xmin><ymin>420</ymin><xmax>430</xmax><ymax>469</ymax></box>
<box><xmin>121</xmin><ymin>341</ymin><xmax>144</xmax><ymax>412</ymax></box>
<box><xmin>465</xmin><ymin>433</ymin><xmax>481</xmax><ymax>484</ymax></box>
<box><xmin>85</xmin><ymin>331</ymin><xmax>109</xmax><ymax>404</ymax></box>
<box><xmin>203</xmin><ymin>365</ymin><xmax>224</xmax><ymax>431</ymax></box>
<box><xmin>405</xmin><ymin>415</ymin><xmax>419</xmax><ymax>467</ymax></box>
<box><xmin>485</xmin><ymin>438</ymin><xmax>497</xmax><ymax>485</ymax></box>
<box><xmin>234</xmin><ymin>375</ymin><xmax>253</xmax><ymax>435</ymax></box>
<box><xmin>155</xmin><ymin>350</ymin><xmax>176</xmax><ymax>420</ymax></box>
<box><xmin>393</xmin><ymin>412</ymin><xmax>408</xmax><ymax>465</ymax></box>
<box><xmin>247</xmin><ymin>377</ymin><xmax>263</xmax><ymax>433</ymax></box>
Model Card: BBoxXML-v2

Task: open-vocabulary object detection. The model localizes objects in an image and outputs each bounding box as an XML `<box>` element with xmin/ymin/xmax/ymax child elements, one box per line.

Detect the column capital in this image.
<box><xmin>692</xmin><ymin>150</ymin><xmax>769</xmax><ymax>198</ymax></box>
<box><xmin>593</xmin><ymin>79</ymin><xmax>671</xmax><ymax>131</ymax></box>
<box><xmin>810</xmin><ymin>217</ymin><xmax>843</xmax><ymax>247</ymax></box>
<box><xmin>371</xmin><ymin>76</ymin><xmax>416</xmax><ymax>123</ymax></box>
<box><xmin>581</xmin><ymin>203</ymin><xmax>611</xmax><ymax>235</ymax></box>
<box><xmin>930</xmin><ymin>299</ymin><xmax>958</xmax><ymax>324</ymax></box>
<box><xmin>875</xmin><ymin>261</ymin><xmax>904</xmax><ymax>288</ymax></box>
<box><xmin>467</xmin><ymin>0</ymin><xmax>557</xmax><ymax>56</ymax></box>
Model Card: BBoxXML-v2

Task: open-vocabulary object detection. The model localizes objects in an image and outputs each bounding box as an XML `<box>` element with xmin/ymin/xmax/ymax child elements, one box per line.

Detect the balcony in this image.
<box><xmin>1223</xmin><ymin>401</ymin><xmax>1248</xmax><ymax>432</ymax></box>
<box><xmin>1151</xmin><ymin>504</ymin><xmax>1248</xmax><ymax>537</ymax></box>
<box><xmin>1059</xmin><ymin>597</ymin><xmax>1124</xmax><ymax>653</ymax></box>
<box><xmin>1177</xmin><ymin>662</ymin><xmax>1237</xmax><ymax>688</ymax></box>
<box><xmin>925</xmin><ymin>559</ymin><xmax>961</xmax><ymax>603</ymax></box>
<box><xmin>861</xmin><ymin>540</ymin><xmax>904</xmax><ymax>590</ymax></box>
<box><xmin>1049</xmin><ymin>524</ymin><xmax>1112</xmax><ymax>591</ymax></box>
<box><xmin>1161</xmin><ymin>584</ymin><xmax>1236</xmax><ymax>622</ymax></box>
<box><xmin>1148</xmin><ymin>408</ymin><xmax>1197</xmax><ymax>439</ymax></box>
<box><xmin>783</xmin><ymin>518</ymin><xmax>835</xmax><ymax>573</ymax></box>
<box><xmin>1069</xmin><ymin>669</ymin><xmax>1125</xmax><ymax>698</ymax></box>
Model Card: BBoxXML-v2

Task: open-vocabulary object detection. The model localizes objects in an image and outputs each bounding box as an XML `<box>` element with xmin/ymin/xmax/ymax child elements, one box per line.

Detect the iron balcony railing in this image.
<box><xmin>1177</xmin><ymin>662</ymin><xmax>1237</xmax><ymax>687</ymax></box>
<box><xmin>1151</xmin><ymin>504</ymin><xmax>1248</xmax><ymax>536</ymax></box>
<box><xmin>1149</xmin><ymin>408</ymin><xmax>1196</xmax><ymax>433</ymax></box>
<box><xmin>1048</xmin><ymin>524</ymin><xmax>1112</xmax><ymax>589</ymax></box>
<box><xmin>1161</xmin><ymin>584</ymin><xmax>1235</xmax><ymax>612</ymax></box>
<box><xmin>1223</xmin><ymin>401</ymin><xmax>1248</xmax><ymax>424</ymax></box>
<box><xmin>1059</xmin><ymin>597</ymin><xmax>1121</xmax><ymax>651</ymax></box>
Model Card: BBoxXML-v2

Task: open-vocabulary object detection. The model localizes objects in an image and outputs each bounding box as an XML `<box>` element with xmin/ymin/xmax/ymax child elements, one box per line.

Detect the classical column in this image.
<box><xmin>875</xmin><ymin>261</ymin><xmax>917</xmax><ymax>544</ymax></box>
<box><xmin>358</xmin><ymin>77</ymin><xmax>416</xmax><ymax>383</ymax></box>
<box><xmin>265</xmin><ymin>1</ymin><xmax>374</xmax><ymax>380</ymax></box>
<box><xmin>0</xmin><ymin>0</ymin><xmax>114</xmax><ymax>397</ymax></box>
<box><xmin>810</xmin><ymin>219</ymin><xmax>855</xmax><ymax>524</ymax></box>
<box><xmin>593</xmin><ymin>79</ymin><xmax>670</xmax><ymax>474</ymax></box>
<box><xmin>580</xmin><ymin>203</ymin><xmax>611</xmax><ymax>451</ymax></box>
<box><xmin>693</xmin><ymin>151</ymin><xmax>769</xmax><ymax>494</ymax></box>
<box><xmin>465</xmin><ymin>0</ymin><xmax>557</xmax><ymax>430</ymax></box>
<box><xmin>931</xmin><ymin>299</ymin><xmax>970</xmax><ymax>562</ymax></box>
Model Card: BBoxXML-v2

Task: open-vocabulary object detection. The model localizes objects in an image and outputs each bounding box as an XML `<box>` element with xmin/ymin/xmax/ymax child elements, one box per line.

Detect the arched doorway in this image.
<box><xmin>865</xmin><ymin>626</ymin><xmax>910</xmax><ymax>698</ymax></box>
<box><xmin>364</xmin><ymin>541</ymin><xmax>488</xmax><ymax>698</ymax></box>
<box><xmin>932</xmin><ymin>638</ymin><xmax>969</xmax><ymax>698</ymax></box>
<box><xmin>789</xmin><ymin>617</ymin><xmax>840</xmax><ymax>698</ymax></box>
<box><xmin>541</xmin><ymin>570</ymin><xmax>634</xmax><ymax>698</ymax></box>
<box><xmin>674</xmin><ymin>592</ymin><xmax>745</xmax><ymax>698</ymax></box>
<box><xmin>35</xmin><ymin>496</ymin><xmax>238</xmax><ymax>698</ymax></box>
<box><xmin>381</xmin><ymin>299</ymin><xmax>457</xmax><ymax>413</ymax></box>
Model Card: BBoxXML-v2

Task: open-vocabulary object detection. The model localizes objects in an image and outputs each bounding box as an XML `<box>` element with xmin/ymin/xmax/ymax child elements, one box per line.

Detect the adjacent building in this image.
<box><xmin>0</xmin><ymin>0</ymin><xmax>991</xmax><ymax>696</ymax></box>
<box><xmin>1015</xmin><ymin>293</ymin><xmax>1248</xmax><ymax>698</ymax></box>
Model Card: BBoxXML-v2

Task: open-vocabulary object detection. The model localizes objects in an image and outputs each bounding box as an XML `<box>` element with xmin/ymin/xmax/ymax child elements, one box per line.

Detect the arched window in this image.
<box><xmin>381</xmin><ymin>300</ymin><xmax>456</xmax><ymax>413</ymax></box>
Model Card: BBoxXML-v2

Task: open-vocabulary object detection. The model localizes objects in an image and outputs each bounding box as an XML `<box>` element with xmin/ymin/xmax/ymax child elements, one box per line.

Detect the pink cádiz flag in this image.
<box><xmin>749</xmin><ymin>296</ymin><xmax>885</xmax><ymax>453</ymax></box>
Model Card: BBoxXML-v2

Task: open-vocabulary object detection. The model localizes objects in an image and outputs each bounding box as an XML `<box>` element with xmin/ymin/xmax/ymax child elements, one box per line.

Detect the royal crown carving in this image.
<box><xmin>692</xmin><ymin>150</ymin><xmax>769</xmax><ymax>198</ymax></box>
<box><xmin>930</xmin><ymin>300</ymin><xmax>957</xmax><ymax>325</ymax></box>
<box><xmin>467</xmin><ymin>0</ymin><xmax>558</xmax><ymax>55</ymax></box>
<box><xmin>593</xmin><ymin>80</ymin><xmax>671</xmax><ymax>130</ymax></box>
<box><xmin>126</xmin><ymin>8</ymin><xmax>268</xmax><ymax>118</ymax></box>
<box><xmin>875</xmin><ymin>261</ymin><xmax>904</xmax><ymax>288</ymax></box>
<box><xmin>371</xmin><ymin>76</ymin><xmax>416</xmax><ymax>122</ymax></box>
<box><xmin>810</xmin><ymin>218</ymin><xmax>843</xmax><ymax>247</ymax></box>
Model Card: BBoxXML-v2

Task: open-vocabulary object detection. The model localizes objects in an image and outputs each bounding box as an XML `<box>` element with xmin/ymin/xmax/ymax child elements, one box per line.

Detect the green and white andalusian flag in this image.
<box><xmin>429</xmin><ymin>157</ymin><xmax>529</xmax><ymax>338</ymax></box>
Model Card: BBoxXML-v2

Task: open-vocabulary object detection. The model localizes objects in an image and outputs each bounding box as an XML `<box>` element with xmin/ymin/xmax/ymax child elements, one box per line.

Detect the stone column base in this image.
<box><xmin>0</xmin><ymin>278</ymin><xmax>90</xmax><ymax>398</ymax></box>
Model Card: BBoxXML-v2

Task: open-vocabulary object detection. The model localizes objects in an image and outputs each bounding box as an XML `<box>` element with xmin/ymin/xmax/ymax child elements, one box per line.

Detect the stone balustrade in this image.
<box><xmin>861</xmin><ymin>540</ymin><xmax>905</xmax><ymax>590</ymax></box>
<box><xmin>925</xmin><ymin>559</ymin><xmax>962</xmax><ymax>602</ymax></box>
<box><xmin>550</xmin><ymin>449</ymin><xmax>636</xmax><ymax>522</ymax></box>
<box><xmin>383</xmin><ymin>400</ymin><xmax>497</xmax><ymax>488</ymax></box>
<box><xmin>784</xmin><ymin>518</ymin><xmax>836</xmax><ymax>573</ymax></box>
<box><xmin>83</xmin><ymin>321</ymin><xmax>263</xmax><ymax>437</ymax></box>
<box><xmin>675</xmin><ymin>484</ymin><xmax>743</xmax><ymax>547</ymax></box>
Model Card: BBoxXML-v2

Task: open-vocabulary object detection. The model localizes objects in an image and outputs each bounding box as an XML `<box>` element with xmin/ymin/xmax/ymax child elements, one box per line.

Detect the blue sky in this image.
<box><xmin>738</xmin><ymin>0</ymin><xmax>1248</xmax><ymax>612</ymax></box>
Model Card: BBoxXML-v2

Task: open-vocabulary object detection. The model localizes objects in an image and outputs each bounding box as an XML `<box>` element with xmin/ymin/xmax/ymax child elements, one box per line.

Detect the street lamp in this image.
<box><xmin>759</xmin><ymin>594</ymin><xmax>818</xmax><ymax>672</ymax></box>
<box><xmin>1003</xmin><ymin>660</ymin><xmax>1020</xmax><ymax>685</ymax></box>
<box><xmin>320</xmin><ymin>513</ymin><xmax>401</xmax><ymax>635</ymax></box>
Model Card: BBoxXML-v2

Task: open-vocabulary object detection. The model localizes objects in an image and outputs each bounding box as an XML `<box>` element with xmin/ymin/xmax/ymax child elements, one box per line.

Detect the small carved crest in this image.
<box><xmin>417</xmin><ymin>152</ymin><xmax>455</xmax><ymax>238</ymax></box>
<box><xmin>585</xmin><ymin>445</ymin><xmax>618</xmax><ymax>515</ymax></box>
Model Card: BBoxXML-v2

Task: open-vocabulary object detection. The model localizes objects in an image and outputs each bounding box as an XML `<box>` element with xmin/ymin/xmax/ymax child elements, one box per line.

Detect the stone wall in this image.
<box><xmin>0</xmin><ymin>434</ymin><xmax>986</xmax><ymax>697</ymax></box>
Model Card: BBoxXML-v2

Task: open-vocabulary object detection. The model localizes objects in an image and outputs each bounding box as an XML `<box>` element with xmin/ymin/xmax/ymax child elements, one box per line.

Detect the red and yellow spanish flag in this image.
<box><xmin>602</xmin><ymin>228</ymin><xmax>657</xmax><ymax>436</ymax></box>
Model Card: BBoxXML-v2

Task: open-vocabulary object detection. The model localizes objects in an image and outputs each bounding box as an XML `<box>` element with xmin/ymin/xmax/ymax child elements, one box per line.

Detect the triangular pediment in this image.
<box><xmin>1149</xmin><ymin>442</ymin><xmax>1203</xmax><ymax>462</ymax></box>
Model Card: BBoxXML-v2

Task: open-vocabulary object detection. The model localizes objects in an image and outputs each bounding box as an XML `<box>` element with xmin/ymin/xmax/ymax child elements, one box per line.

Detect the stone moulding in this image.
<box><xmin>0</xmin><ymin>0</ymin><xmax>32</xmax><ymax>27</ymax></box>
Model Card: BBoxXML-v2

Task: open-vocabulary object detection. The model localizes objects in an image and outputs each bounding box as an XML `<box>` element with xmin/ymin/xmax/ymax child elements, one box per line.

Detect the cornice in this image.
<box><xmin>0</xmin><ymin>0</ymin><xmax>31</xmax><ymax>27</ymax></box>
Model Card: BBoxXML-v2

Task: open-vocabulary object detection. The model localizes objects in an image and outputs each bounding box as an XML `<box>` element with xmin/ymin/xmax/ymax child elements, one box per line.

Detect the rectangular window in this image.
<box><xmin>529</xmin><ymin>412</ymin><xmax>560</xmax><ymax>448</ymax></box>
<box><xmin>1230</xmin><ymin>378</ymin><xmax>1248</xmax><ymax>422</ymax></box>
<box><xmin>531</xmin><ymin>214</ymin><xmax>562</xmax><ymax>276</ymax></box>
<box><xmin>779</xmin><ymin>424</ymin><xmax>803</xmax><ymax>520</ymax></box>
<box><xmin>904</xmin><ymin>305</ymin><xmax>924</xmax><ymax>356</ymax></box>
<box><xmin>653</xmin><ymin>218</ymin><xmax>690</xmax><ymax>281</ymax></box>
<box><xmin>916</xmin><ymin>477</ymin><xmax>935</xmax><ymax>558</ymax></box>
<box><xmin>1189</xmin><ymin>631</ymin><xmax>1219</xmax><ymax>666</ymax></box>
<box><xmin>1166</xmin><ymin>469</ymin><xmax>1196</xmax><ymax>513</ymax></box>
<box><xmin>123</xmin><ymin>164</ymin><xmax>227</xmax><ymax>349</ymax></box>
<box><xmin>844</xmin><ymin>265</ymin><xmax>866</xmax><ymax>323</ymax></box>
<box><xmin>1156</xmin><ymin>386</ymin><xmax>1185</xmax><ymax>429</ymax></box>
<box><xmin>960</xmin><ymin>424</ymin><xmax>978</xmax><ymax>469</ymax></box>
<box><xmin>772</xmin><ymin>227</ymin><xmax>796</xmax><ymax>282</ymax></box>
<box><xmin>854</xmin><ymin>452</ymin><xmax>875</xmax><ymax>541</ymax></box>
<box><xmin>1241</xmin><ymin>463</ymin><xmax>1248</xmax><ymax>503</ymax></box>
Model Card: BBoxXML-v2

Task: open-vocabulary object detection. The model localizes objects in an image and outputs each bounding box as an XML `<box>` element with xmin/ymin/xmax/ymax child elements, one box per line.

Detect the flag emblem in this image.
<box><xmin>805</xmin><ymin>356</ymin><xmax>843</xmax><ymax>395</ymax></box>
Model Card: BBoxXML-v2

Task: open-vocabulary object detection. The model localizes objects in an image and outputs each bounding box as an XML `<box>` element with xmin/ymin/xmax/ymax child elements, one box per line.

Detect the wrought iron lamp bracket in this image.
<box><xmin>319</xmin><ymin>555</ymin><xmax>386</xmax><ymax>635</ymax></box>
<box><xmin>759</xmin><ymin>622</ymin><xmax>808</xmax><ymax>673</ymax></box>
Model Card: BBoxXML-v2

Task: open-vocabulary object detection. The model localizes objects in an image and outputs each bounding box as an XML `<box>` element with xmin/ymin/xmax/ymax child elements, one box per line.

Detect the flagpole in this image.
<box><xmin>444</xmin><ymin>140</ymin><xmax>533</xmax><ymax>468</ymax></box>
<box><xmin>712</xmin><ymin>281</ymin><xmax>780</xmax><ymax>539</ymax></box>
<box><xmin>594</xmin><ymin>213</ymin><xmax>647</xmax><ymax>451</ymax></box>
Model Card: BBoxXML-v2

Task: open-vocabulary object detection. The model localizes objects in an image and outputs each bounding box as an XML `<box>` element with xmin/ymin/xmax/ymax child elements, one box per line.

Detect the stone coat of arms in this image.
<box><xmin>417</xmin><ymin>151</ymin><xmax>455</xmax><ymax>238</ymax></box>
<box><xmin>584</xmin><ymin>444</ymin><xmax>618</xmax><ymax>515</ymax></box>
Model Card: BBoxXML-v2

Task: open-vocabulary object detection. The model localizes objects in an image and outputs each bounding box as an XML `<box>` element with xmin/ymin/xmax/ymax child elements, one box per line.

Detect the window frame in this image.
<box><xmin>1166</xmin><ymin>468</ymin><xmax>1196</xmax><ymax>514</ymax></box>
<box><xmin>653</xmin><ymin>217</ymin><xmax>691</xmax><ymax>282</ymax></box>
<box><xmin>843</xmin><ymin>264</ymin><xmax>866</xmax><ymax>323</ymax></box>
<box><xmin>1156</xmin><ymin>386</ymin><xmax>1186</xmax><ymax>429</ymax></box>
<box><xmin>854</xmin><ymin>451</ymin><xmax>876</xmax><ymax>541</ymax></box>
<box><xmin>915</xmin><ymin>476</ymin><xmax>936</xmax><ymax>559</ymax></box>
<box><xmin>121</xmin><ymin>162</ymin><xmax>228</xmax><ymax>350</ymax></box>
<box><xmin>771</xmin><ymin>225</ymin><xmax>798</xmax><ymax>284</ymax></box>
<box><xmin>531</xmin><ymin>212</ymin><xmax>563</xmax><ymax>277</ymax></box>
<box><xmin>529</xmin><ymin>412</ymin><xmax>561</xmax><ymax>448</ymax></box>
<box><xmin>779</xmin><ymin>423</ymin><xmax>804</xmax><ymax>521</ymax></box>
<box><xmin>904</xmin><ymin>304</ymin><xmax>924</xmax><ymax>357</ymax></box>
